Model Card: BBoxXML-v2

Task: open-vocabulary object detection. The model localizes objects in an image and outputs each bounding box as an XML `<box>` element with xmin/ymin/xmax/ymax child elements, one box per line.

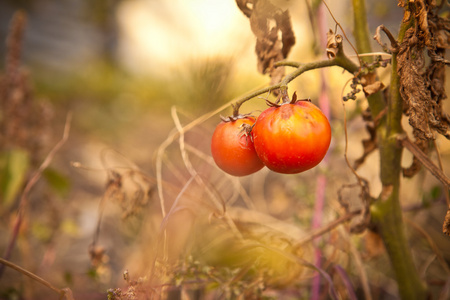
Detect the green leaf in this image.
<box><xmin>0</xmin><ymin>149</ymin><xmax>30</xmax><ymax>206</ymax></box>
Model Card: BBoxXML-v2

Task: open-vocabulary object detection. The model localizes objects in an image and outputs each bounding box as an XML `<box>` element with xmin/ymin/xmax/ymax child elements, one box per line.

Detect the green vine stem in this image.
<box><xmin>352</xmin><ymin>0</ymin><xmax>428</xmax><ymax>299</ymax></box>
<box><xmin>231</xmin><ymin>40</ymin><xmax>359</xmax><ymax>113</ymax></box>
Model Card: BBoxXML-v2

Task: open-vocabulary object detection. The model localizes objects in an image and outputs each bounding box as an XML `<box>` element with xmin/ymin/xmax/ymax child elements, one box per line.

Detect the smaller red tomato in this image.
<box><xmin>211</xmin><ymin>117</ymin><xmax>264</xmax><ymax>176</ymax></box>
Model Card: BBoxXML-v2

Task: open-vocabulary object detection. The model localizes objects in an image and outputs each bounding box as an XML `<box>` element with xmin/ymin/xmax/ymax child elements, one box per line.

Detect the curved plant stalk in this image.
<box><xmin>0</xmin><ymin>257</ymin><xmax>73</xmax><ymax>300</ymax></box>
<box><xmin>351</xmin><ymin>0</ymin><xmax>428</xmax><ymax>299</ymax></box>
<box><xmin>0</xmin><ymin>113</ymin><xmax>72</xmax><ymax>278</ymax></box>
<box><xmin>230</xmin><ymin>46</ymin><xmax>358</xmax><ymax>113</ymax></box>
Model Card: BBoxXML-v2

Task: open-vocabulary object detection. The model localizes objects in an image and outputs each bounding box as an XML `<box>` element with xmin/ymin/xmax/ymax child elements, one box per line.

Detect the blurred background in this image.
<box><xmin>0</xmin><ymin>0</ymin><xmax>449</xmax><ymax>299</ymax></box>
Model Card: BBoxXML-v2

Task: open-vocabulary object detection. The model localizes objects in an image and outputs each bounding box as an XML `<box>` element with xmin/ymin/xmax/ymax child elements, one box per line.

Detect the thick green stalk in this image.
<box><xmin>371</xmin><ymin>54</ymin><xmax>427</xmax><ymax>299</ymax></box>
<box><xmin>352</xmin><ymin>0</ymin><xmax>428</xmax><ymax>299</ymax></box>
<box><xmin>351</xmin><ymin>0</ymin><xmax>385</xmax><ymax>118</ymax></box>
<box><xmin>351</xmin><ymin>0</ymin><xmax>372</xmax><ymax>63</ymax></box>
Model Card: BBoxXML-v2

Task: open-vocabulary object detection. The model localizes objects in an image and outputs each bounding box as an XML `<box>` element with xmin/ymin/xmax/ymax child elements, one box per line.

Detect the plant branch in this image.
<box><xmin>0</xmin><ymin>257</ymin><xmax>73</xmax><ymax>300</ymax></box>
<box><xmin>356</xmin><ymin>0</ymin><xmax>429</xmax><ymax>297</ymax></box>
<box><xmin>232</xmin><ymin>52</ymin><xmax>359</xmax><ymax>112</ymax></box>
<box><xmin>279</xmin><ymin>49</ymin><xmax>359</xmax><ymax>87</ymax></box>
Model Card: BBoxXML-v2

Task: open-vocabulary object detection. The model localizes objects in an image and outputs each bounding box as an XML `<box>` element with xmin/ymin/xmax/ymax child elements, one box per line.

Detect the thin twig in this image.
<box><xmin>183</xmin><ymin>143</ymin><xmax>254</xmax><ymax>209</ymax></box>
<box><xmin>170</xmin><ymin>107</ymin><xmax>244</xmax><ymax>240</ymax></box>
<box><xmin>404</xmin><ymin>217</ymin><xmax>450</xmax><ymax>275</ymax></box>
<box><xmin>295</xmin><ymin>210</ymin><xmax>362</xmax><ymax>246</ymax></box>
<box><xmin>0</xmin><ymin>257</ymin><xmax>73</xmax><ymax>300</ymax></box>
<box><xmin>0</xmin><ymin>112</ymin><xmax>72</xmax><ymax>278</ymax></box>
<box><xmin>322</xmin><ymin>0</ymin><xmax>362</xmax><ymax>68</ymax></box>
<box><xmin>155</xmin><ymin>83</ymin><xmax>267</xmax><ymax>218</ymax></box>
<box><xmin>433</xmin><ymin>139</ymin><xmax>450</xmax><ymax>207</ymax></box>
<box><xmin>399</xmin><ymin>135</ymin><xmax>450</xmax><ymax>188</ymax></box>
<box><xmin>232</xmin><ymin>53</ymin><xmax>359</xmax><ymax>112</ymax></box>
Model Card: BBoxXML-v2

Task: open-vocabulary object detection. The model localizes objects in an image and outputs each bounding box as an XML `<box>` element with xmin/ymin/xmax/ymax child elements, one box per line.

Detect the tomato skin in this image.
<box><xmin>252</xmin><ymin>101</ymin><xmax>331</xmax><ymax>174</ymax></box>
<box><xmin>211</xmin><ymin>117</ymin><xmax>264</xmax><ymax>176</ymax></box>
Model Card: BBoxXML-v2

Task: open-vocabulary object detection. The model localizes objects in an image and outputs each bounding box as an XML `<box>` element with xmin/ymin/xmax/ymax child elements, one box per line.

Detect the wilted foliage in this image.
<box><xmin>397</xmin><ymin>0</ymin><xmax>450</xmax><ymax>176</ymax></box>
<box><xmin>236</xmin><ymin>0</ymin><xmax>295</xmax><ymax>85</ymax></box>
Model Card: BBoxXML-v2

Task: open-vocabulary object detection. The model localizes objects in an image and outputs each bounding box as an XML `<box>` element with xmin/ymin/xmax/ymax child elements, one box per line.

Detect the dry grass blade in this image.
<box><xmin>334</xmin><ymin>265</ymin><xmax>358</xmax><ymax>300</ymax></box>
<box><xmin>338</xmin><ymin>227</ymin><xmax>372</xmax><ymax>300</ymax></box>
<box><xmin>159</xmin><ymin>176</ymin><xmax>196</xmax><ymax>232</ymax></box>
<box><xmin>0</xmin><ymin>257</ymin><xmax>73</xmax><ymax>300</ymax></box>
<box><xmin>0</xmin><ymin>112</ymin><xmax>72</xmax><ymax>277</ymax></box>
<box><xmin>170</xmin><ymin>106</ymin><xmax>243</xmax><ymax>240</ymax></box>
<box><xmin>296</xmin><ymin>210</ymin><xmax>361</xmax><ymax>246</ymax></box>
<box><xmin>399</xmin><ymin>135</ymin><xmax>450</xmax><ymax>188</ymax></box>
<box><xmin>404</xmin><ymin>217</ymin><xmax>450</xmax><ymax>275</ymax></box>
<box><xmin>183</xmin><ymin>143</ymin><xmax>255</xmax><ymax>209</ymax></box>
<box><xmin>154</xmin><ymin>87</ymin><xmax>264</xmax><ymax>217</ymax></box>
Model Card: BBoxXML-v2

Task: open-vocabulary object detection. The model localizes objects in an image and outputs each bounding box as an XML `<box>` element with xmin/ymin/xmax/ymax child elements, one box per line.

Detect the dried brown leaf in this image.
<box><xmin>398</xmin><ymin>28</ymin><xmax>432</xmax><ymax>176</ymax></box>
<box><xmin>363</xmin><ymin>81</ymin><xmax>385</xmax><ymax>96</ymax></box>
<box><xmin>398</xmin><ymin>2</ymin><xmax>450</xmax><ymax>177</ymax></box>
<box><xmin>235</xmin><ymin>0</ymin><xmax>253</xmax><ymax>17</ymax></box>
<box><xmin>398</xmin><ymin>28</ymin><xmax>434</xmax><ymax>140</ymax></box>
<box><xmin>236</xmin><ymin>0</ymin><xmax>295</xmax><ymax>85</ymax></box>
<box><xmin>415</xmin><ymin>0</ymin><xmax>433</xmax><ymax>47</ymax></box>
<box><xmin>277</xmin><ymin>9</ymin><xmax>295</xmax><ymax>58</ymax></box>
<box><xmin>425</xmin><ymin>9</ymin><xmax>450</xmax><ymax>137</ymax></box>
<box><xmin>326</xmin><ymin>29</ymin><xmax>343</xmax><ymax>59</ymax></box>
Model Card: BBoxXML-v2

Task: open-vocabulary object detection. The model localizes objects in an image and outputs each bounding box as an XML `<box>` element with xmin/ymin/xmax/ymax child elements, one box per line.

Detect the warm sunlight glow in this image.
<box><xmin>116</xmin><ymin>0</ymin><xmax>254</xmax><ymax>75</ymax></box>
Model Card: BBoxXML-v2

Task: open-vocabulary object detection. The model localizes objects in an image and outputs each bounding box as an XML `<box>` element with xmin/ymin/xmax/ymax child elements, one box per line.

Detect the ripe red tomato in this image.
<box><xmin>211</xmin><ymin>117</ymin><xmax>264</xmax><ymax>176</ymax></box>
<box><xmin>252</xmin><ymin>100</ymin><xmax>331</xmax><ymax>174</ymax></box>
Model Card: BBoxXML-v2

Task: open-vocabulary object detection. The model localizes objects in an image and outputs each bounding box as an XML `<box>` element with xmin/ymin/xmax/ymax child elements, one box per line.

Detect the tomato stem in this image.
<box><xmin>228</xmin><ymin>32</ymin><xmax>358</xmax><ymax>115</ymax></box>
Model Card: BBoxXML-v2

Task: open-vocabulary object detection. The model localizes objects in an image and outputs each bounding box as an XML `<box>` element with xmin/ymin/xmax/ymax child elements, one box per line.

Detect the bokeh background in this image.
<box><xmin>0</xmin><ymin>0</ymin><xmax>449</xmax><ymax>299</ymax></box>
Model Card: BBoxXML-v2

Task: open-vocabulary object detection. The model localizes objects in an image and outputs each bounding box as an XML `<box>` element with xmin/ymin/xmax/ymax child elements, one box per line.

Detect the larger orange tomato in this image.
<box><xmin>211</xmin><ymin>117</ymin><xmax>264</xmax><ymax>176</ymax></box>
<box><xmin>252</xmin><ymin>100</ymin><xmax>331</xmax><ymax>174</ymax></box>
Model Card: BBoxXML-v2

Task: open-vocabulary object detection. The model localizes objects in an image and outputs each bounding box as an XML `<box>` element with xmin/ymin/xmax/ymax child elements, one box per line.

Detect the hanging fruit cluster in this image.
<box><xmin>211</xmin><ymin>92</ymin><xmax>331</xmax><ymax>176</ymax></box>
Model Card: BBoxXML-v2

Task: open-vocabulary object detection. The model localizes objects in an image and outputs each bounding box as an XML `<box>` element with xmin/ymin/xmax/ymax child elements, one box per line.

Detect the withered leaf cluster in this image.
<box><xmin>326</xmin><ymin>29</ymin><xmax>342</xmax><ymax>59</ymax></box>
<box><xmin>236</xmin><ymin>0</ymin><xmax>295</xmax><ymax>85</ymax></box>
<box><xmin>103</xmin><ymin>170</ymin><xmax>154</xmax><ymax>220</ymax></box>
<box><xmin>397</xmin><ymin>0</ymin><xmax>450</xmax><ymax>177</ymax></box>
